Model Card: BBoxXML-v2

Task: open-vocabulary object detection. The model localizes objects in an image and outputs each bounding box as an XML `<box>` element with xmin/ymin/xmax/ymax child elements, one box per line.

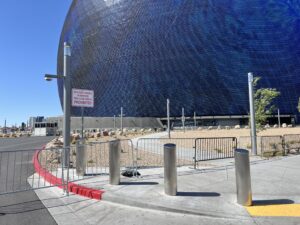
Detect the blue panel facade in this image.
<box><xmin>57</xmin><ymin>0</ymin><xmax>300</xmax><ymax>118</ymax></box>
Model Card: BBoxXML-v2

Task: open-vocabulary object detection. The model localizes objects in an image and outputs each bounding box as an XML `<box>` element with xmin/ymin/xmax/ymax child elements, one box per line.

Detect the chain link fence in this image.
<box><xmin>283</xmin><ymin>134</ymin><xmax>300</xmax><ymax>154</ymax></box>
<box><xmin>194</xmin><ymin>137</ymin><xmax>237</xmax><ymax>163</ymax></box>
<box><xmin>0</xmin><ymin>147</ymin><xmax>66</xmax><ymax>195</ymax></box>
<box><xmin>135</xmin><ymin>138</ymin><xmax>195</xmax><ymax>168</ymax></box>
<box><xmin>1</xmin><ymin>134</ymin><xmax>299</xmax><ymax>195</ymax></box>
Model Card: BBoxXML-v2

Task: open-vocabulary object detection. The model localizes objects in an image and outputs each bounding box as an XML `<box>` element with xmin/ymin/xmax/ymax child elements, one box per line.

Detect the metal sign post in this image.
<box><xmin>63</xmin><ymin>42</ymin><xmax>71</xmax><ymax>167</ymax></box>
<box><xmin>81</xmin><ymin>107</ymin><xmax>84</xmax><ymax>141</ymax></box>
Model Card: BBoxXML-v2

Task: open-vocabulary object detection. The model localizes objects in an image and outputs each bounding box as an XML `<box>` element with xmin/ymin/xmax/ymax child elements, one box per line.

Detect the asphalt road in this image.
<box><xmin>0</xmin><ymin>136</ymin><xmax>58</xmax><ymax>225</ymax></box>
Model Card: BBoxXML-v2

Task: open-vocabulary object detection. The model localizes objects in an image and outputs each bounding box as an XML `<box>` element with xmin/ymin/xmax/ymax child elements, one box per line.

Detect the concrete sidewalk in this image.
<box><xmin>32</xmin><ymin>155</ymin><xmax>300</xmax><ymax>225</ymax></box>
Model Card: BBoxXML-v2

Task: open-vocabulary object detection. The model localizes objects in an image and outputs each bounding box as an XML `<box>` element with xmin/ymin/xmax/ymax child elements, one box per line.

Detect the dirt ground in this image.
<box><xmin>85</xmin><ymin>131</ymin><xmax>155</xmax><ymax>142</ymax></box>
<box><xmin>39</xmin><ymin>127</ymin><xmax>300</xmax><ymax>172</ymax></box>
<box><xmin>166</xmin><ymin>127</ymin><xmax>300</xmax><ymax>139</ymax></box>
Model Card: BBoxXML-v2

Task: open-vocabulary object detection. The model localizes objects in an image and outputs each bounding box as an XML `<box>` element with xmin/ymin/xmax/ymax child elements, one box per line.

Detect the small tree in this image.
<box><xmin>297</xmin><ymin>97</ymin><xmax>300</xmax><ymax>113</ymax></box>
<box><xmin>253</xmin><ymin>77</ymin><xmax>280</xmax><ymax>129</ymax></box>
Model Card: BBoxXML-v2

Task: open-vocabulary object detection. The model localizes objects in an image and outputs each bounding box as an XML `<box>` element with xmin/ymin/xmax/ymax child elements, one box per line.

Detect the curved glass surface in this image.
<box><xmin>57</xmin><ymin>0</ymin><xmax>300</xmax><ymax>118</ymax></box>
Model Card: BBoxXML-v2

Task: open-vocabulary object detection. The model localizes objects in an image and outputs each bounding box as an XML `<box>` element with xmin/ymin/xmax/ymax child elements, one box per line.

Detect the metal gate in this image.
<box><xmin>194</xmin><ymin>137</ymin><xmax>237</xmax><ymax>164</ymax></box>
<box><xmin>0</xmin><ymin>139</ymin><xmax>135</xmax><ymax>195</ymax></box>
<box><xmin>0</xmin><ymin>147</ymin><xmax>67</xmax><ymax>195</ymax></box>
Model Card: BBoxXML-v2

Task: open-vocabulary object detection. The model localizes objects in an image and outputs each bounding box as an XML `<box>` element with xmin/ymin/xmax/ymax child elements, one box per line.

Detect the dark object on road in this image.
<box><xmin>121</xmin><ymin>169</ymin><xmax>140</xmax><ymax>177</ymax></box>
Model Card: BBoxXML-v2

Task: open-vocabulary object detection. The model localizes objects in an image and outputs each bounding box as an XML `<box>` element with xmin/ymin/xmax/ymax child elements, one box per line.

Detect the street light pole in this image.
<box><xmin>248</xmin><ymin>72</ymin><xmax>257</xmax><ymax>155</ymax></box>
<box><xmin>167</xmin><ymin>99</ymin><xmax>170</xmax><ymax>138</ymax></box>
<box><xmin>63</xmin><ymin>42</ymin><xmax>71</xmax><ymax>167</ymax></box>
<box><xmin>194</xmin><ymin>111</ymin><xmax>196</xmax><ymax>128</ymax></box>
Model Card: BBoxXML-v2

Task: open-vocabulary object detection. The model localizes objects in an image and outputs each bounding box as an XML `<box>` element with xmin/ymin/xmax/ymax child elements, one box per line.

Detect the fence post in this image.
<box><xmin>235</xmin><ymin>149</ymin><xmax>252</xmax><ymax>206</ymax></box>
<box><xmin>109</xmin><ymin>140</ymin><xmax>120</xmax><ymax>185</ymax></box>
<box><xmin>281</xmin><ymin>136</ymin><xmax>285</xmax><ymax>156</ymax></box>
<box><xmin>66</xmin><ymin>147</ymin><xmax>70</xmax><ymax>196</ymax></box>
<box><xmin>194</xmin><ymin>139</ymin><xmax>197</xmax><ymax>169</ymax></box>
<box><xmin>61</xmin><ymin>148</ymin><xmax>65</xmax><ymax>194</ymax></box>
<box><xmin>76</xmin><ymin>141</ymin><xmax>86</xmax><ymax>176</ymax></box>
<box><xmin>164</xmin><ymin>143</ymin><xmax>177</xmax><ymax>196</ymax></box>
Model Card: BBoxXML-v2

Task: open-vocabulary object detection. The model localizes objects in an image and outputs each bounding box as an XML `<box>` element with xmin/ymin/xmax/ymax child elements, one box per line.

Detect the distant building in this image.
<box><xmin>33</xmin><ymin>122</ymin><xmax>58</xmax><ymax>136</ymax></box>
<box><xmin>31</xmin><ymin>116</ymin><xmax>163</xmax><ymax>136</ymax></box>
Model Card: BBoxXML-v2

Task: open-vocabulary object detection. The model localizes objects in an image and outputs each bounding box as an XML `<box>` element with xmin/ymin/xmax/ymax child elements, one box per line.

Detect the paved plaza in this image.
<box><xmin>32</xmin><ymin>154</ymin><xmax>300</xmax><ymax>225</ymax></box>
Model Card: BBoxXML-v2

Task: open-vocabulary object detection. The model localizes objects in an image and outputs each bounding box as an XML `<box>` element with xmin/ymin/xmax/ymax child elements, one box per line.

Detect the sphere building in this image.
<box><xmin>57</xmin><ymin>0</ymin><xmax>300</xmax><ymax>121</ymax></box>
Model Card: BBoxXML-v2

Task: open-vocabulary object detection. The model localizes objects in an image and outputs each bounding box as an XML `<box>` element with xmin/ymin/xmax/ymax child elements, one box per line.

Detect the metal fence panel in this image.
<box><xmin>135</xmin><ymin>138</ymin><xmax>195</xmax><ymax>168</ymax></box>
<box><xmin>194</xmin><ymin>137</ymin><xmax>237</xmax><ymax>163</ymax></box>
<box><xmin>2</xmin><ymin>134</ymin><xmax>298</xmax><ymax>195</ymax></box>
<box><xmin>0</xmin><ymin>147</ymin><xmax>65</xmax><ymax>195</ymax></box>
<box><xmin>260</xmin><ymin>136</ymin><xmax>284</xmax><ymax>157</ymax></box>
<box><xmin>238</xmin><ymin>136</ymin><xmax>262</xmax><ymax>155</ymax></box>
<box><xmin>66</xmin><ymin>139</ymin><xmax>135</xmax><ymax>183</ymax></box>
<box><xmin>283</xmin><ymin>134</ymin><xmax>300</xmax><ymax>154</ymax></box>
<box><xmin>0</xmin><ymin>139</ymin><xmax>135</xmax><ymax>195</ymax></box>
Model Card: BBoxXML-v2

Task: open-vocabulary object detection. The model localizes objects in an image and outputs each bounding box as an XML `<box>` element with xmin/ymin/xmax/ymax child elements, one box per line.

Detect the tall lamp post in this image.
<box><xmin>248</xmin><ymin>72</ymin><xmax>257</xmax><ymax>155</ymax></box>
<box><xmin>167</xmin><ymin>99</ymin><xmax>170</xmax><ymax>138</ymax></box>
<box><xmin>44</xmin><ymin>42</ymin><xmax>71</xmax><ymax>167</ymax></box>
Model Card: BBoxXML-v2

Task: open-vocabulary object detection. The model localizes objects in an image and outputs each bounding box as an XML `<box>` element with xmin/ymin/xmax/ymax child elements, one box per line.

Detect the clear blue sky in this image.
<box><xmin>0</xmin><ymin>0</ymin><xmax>72</xmax><ymax>127</ymax></box>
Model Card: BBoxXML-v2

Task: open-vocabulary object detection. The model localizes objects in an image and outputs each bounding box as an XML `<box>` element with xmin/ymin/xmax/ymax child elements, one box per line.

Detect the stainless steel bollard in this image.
<box><xmin>235</xmin><ymin>149</ymin><xmax>252</xmax><ymax>206</ymax></box>
<box><xmin>164</xmin><ymin>143</ymin><xmax>177</xmax><ymax>196</ymax></box>
<box><xmin>109</xmin><ymin>140</ymin><xmax>121</xmax><ymax>185</ymax></box>
<box><xmin>76</xmin><ymin>142</ymin><xmax>86</xmax><ymax>176</ymax></box>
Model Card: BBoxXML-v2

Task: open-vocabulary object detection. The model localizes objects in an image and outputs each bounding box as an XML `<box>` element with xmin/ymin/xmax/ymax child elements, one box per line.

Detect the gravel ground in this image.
<box><xmin>37</xmin><ymin>127</ymin><xmax>300</xmax><ymax>174</ymax></box>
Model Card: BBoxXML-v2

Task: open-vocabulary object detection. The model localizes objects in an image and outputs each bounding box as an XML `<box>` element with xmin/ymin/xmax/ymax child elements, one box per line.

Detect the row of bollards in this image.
<box><xmin>76</xmin><ymin>140</ymin><xmax>252</xmax><ymax>206</ymax></box>
<box><xmin>162</xmin><ymin>144</ymin><xmax>253</xmax><ymax>206</ymax></box>
<box><xmin>164</xmin><ymin>144</ymin><xmax>252</xmax><ymax>206</ymax></box>
<box><xmin>75</xmin><ymin>140</ymin><xmax>122</xmax><ymax>185</ymax></box>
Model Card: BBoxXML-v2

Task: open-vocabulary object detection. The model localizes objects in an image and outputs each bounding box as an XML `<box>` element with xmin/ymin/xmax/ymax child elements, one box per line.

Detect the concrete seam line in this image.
<box><xmin>33</xmin><ymin>146</ymin><xmax>104</xmax><ymax>200</ymax></box>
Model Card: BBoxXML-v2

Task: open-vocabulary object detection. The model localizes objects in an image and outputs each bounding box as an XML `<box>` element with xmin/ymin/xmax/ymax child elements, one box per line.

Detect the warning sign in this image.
<box><xmin>72</xmin><ymin>89</ymin><xmax>94</xmax><ymax>108</ymax></box>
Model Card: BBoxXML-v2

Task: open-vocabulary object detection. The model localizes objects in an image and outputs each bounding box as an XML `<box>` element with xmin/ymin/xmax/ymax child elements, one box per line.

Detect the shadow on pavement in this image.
<box><xmin>252</xmin><ymin>199</ymin><xmax>294</xmax><ymax>206</ymax></box>
<box><xmin>120</xmin><ymin>181</ymin><xmax>159</xmax><ymax>185</ymax></box>
<box><xmin>84</xmin><ymin>173</ymin><xmax>109</xmax><ymax>176</ymax></box>
<box><xmin>177</xmin><ymin>192</ymin><xmax>220</xmax><ymax>197</ymax></box>
<box><xmin>0</xmin><ymin>195</ymin><xmax>91</xmax><ymax>215</ymax></box>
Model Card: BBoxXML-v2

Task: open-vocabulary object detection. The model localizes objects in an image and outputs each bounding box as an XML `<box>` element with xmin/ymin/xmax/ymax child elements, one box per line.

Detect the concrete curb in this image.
<box><xmin>33</xmin><ymin>146</ymin><xmax>104</xmax><ymax>200</ymax></box>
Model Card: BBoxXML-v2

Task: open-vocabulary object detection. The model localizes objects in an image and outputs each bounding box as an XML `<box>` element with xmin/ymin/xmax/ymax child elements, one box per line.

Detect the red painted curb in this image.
<box><xmin>33</xmin><ymin>147</ymin><xmax>104</xmax><ymax>200</ymax></box>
